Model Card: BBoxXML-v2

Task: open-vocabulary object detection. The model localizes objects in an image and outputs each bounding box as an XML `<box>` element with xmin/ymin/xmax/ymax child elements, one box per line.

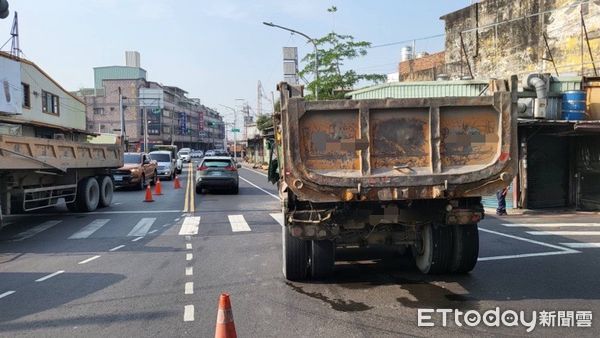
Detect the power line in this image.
<box><xmin>369</xmin><ymin>33</ymin><xmax>445</xmax><ymax>49</ymax></box>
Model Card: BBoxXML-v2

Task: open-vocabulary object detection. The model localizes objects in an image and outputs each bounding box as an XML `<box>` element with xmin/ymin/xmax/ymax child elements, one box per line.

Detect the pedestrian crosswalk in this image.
<box><xmin>502</xmin><ymin>222</ymin><xmax>600</xmax><ymax>249</ymax></box>
<box><xmin>6</xmin><ymin>212</ymin><xmax>285</xmax><ymax>242</ymax></box>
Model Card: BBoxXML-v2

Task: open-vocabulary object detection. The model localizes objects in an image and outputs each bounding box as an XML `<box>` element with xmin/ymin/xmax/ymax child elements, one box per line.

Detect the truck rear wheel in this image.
<box><xmin>414</xmin><ymin>223</ymin><xmax>452</xmax><ymax>274</ymax></box>
<box><xmin>310</xmin><ymin>240</ymin><xmax>335</xmax><ymax>280</ymax></box>
<box><xmin>449</xmin><ymin>224</ymin><xmax>479</xmax><ymax>273</ymax></box>
<box><xmin>98</xmin><ymin>176</ymin><xmax>114</xmax><ymax>208</ymax></box>
<box><xmin>76</xmin><ymin>177</ymin><xmax>100</xmax><ymax>212</ymax></box>
<box><xmin>282</xmin><ymin>226</ymin><xmax>309</xmax><ymax>281</ymax></box>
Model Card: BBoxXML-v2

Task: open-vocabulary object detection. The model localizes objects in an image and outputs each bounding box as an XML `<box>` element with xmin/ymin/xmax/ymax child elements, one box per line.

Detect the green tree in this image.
<box><xmin>299</xmin><ymin>32</ymin><xmax>385</xmax><ymax>100</ymax></box>
<box><xmin>256</xmin><ymin>114</ymin><xmax>273</xmax><ymax>131</ymax></box>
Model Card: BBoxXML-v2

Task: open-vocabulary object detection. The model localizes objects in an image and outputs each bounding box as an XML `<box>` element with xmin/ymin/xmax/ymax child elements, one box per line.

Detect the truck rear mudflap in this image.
<box><xmin>280</xmin><ymin>82</ymin><xmax>517</xmax><ymax>203</ymax></box>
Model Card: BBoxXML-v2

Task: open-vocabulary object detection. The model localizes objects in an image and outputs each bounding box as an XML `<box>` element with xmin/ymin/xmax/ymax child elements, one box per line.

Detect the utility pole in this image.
<box><xmin>143</xmin><ymin>108</ymin><xmax>148</xmax><ymax>152</ymax></box>
<box><xmin>219</xmin><ymin>104</ymin><xmax>238</xmax><ymax>160</ymax></box>
<box><xmin>118</xmin><ymin>87</ymin><xmax>127</xmax><ymax>150</ymax></box>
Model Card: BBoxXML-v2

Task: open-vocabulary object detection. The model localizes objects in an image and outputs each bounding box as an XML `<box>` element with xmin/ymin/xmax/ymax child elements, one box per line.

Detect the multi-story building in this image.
<box><xmin>73</xmin><ymin>51</ymin><xmax>224</xmax><ymax>151</ymax></box>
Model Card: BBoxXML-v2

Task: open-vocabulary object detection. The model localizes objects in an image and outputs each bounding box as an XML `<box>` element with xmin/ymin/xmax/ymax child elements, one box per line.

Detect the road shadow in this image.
<box><xmin>0</xmin><ymin>272</ymin><xmax>128</xmax><ymax>327</ymax></box>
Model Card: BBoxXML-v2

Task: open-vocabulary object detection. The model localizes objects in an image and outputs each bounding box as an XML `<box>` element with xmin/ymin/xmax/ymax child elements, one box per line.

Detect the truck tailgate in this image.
<box><xmin>281</xmin><ymin>91</ymin><xmax>516</xmax><ymax>201</ymax></box>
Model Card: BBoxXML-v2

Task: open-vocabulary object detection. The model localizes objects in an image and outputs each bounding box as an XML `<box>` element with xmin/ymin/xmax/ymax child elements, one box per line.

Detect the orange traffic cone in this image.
<box><xmin>154</xmin><ymin>178</ymin><xmax>163</xmax><ymax>195</ymax></box>
<box><xmin>215</xmin><ymin>293</ymin><xmax>237</xmax><ymax>338</ymax></box>
<box><xmin>174</xmin><ymin>175</ymin><xmax>182</xmax><ymax>189</ymax></box>
<box><xmin>144</xmin><ymin>184</ymin><xmax>154</xmax><ymax>202</ymax></box>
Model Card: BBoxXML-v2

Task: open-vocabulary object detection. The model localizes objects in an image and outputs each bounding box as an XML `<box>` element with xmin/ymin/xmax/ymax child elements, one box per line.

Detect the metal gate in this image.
<box><xmin>527</xmin><ymin>133</ymin><xmax>569</xmax><ymax>208</ymax></box>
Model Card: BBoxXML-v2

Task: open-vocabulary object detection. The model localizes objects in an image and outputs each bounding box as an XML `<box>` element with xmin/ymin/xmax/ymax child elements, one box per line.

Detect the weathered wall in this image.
<box><xmin>398</xmin><ymin>52</ymin><xmax>446</xmax><ymax>81</ymax></box>
<box><xmin>442</xmin><ymin>0</ymin><xmax>600</xmax><ymax>79</ymax></box>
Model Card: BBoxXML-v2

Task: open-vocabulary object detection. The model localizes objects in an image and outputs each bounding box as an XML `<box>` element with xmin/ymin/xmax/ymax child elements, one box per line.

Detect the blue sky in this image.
<box><xmin>0</xmin><ymin>0</ymin><xmax>468</xmax><ymax>123</ymax></box>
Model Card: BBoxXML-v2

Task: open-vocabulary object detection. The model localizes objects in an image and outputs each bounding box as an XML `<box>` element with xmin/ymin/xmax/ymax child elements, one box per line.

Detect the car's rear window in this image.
<box><xmin>150</xmin><ymin>153</ymin><xmax>170</xmax><ymax>162</ymax></box>
<box><xmin>203</xmin><ymin>159</ymin><xmax>232</xmax><ymax>167</ymax></box>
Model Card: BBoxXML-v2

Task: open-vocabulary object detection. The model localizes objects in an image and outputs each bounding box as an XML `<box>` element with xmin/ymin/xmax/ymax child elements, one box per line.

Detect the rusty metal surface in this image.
<box><xmin>277</xmin><ymin>81</ymin><xmax>517</xmax><ymax>203</ymax></box>
<box><xmin>0</xmin><ymin>135</ymin><xmax>123</xmax><ymax>171</ymax></box>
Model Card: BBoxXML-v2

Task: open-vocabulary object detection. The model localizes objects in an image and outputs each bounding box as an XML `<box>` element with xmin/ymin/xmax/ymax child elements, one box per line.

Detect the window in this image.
<box><xmin>93</xmin><ymin>108</ymin><xmax>104</xmax><ymax>115</ymax></box>
<box><xmin>22</xmin><ymin>83</ymin><xmax>31</xmax><ymax>108</ymax></box>
<box><xmin>42</xmin><ymin>90</ymin><xmax>60</xmax><ymax>115</ymax></box>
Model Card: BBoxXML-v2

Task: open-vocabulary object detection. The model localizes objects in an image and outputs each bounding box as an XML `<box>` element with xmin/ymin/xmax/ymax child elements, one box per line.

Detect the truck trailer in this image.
<box><xmin>270</xmin><ymin>78</ymin><xmax>518</xmax><ymax>281</ymax></box>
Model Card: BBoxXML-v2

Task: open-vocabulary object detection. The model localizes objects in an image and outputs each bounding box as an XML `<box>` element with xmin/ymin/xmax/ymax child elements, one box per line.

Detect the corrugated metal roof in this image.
<box><xmin>346</xmin><ymin>80</ymin><xmax>490</xmax><ymax>99</ymax></box>
<box><xmin>94</xmin><ymin>66</ymin><xmax>147</xmax><ymax>89</ymax></box>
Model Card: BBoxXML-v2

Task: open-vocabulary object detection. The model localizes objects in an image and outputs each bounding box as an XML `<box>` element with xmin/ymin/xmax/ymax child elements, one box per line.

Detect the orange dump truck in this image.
<box><xmin>270</xmin><ymin>78</ymin><xmax>518</xmax><ymax>281</ymax></box>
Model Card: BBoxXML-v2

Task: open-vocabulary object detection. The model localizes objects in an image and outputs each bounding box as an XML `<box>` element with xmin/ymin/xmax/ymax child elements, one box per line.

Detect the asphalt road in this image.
<box><xmin>1</xmin><ymin>164</ymin><xmax>600</xmax><ymax>337</ymax></box>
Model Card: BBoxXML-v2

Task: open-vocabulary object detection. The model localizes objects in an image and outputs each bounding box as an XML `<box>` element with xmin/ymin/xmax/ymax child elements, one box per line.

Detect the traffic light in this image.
<box><xmin>0</xmin><ymin>0</ymin><xmax>9</xmax><ymax>19</ymax></box>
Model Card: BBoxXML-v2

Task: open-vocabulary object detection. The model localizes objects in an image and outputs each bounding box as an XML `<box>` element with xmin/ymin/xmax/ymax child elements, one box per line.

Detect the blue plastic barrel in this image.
<box><xmin>562</xmin><ymin>90</ymin><xmax>587</xmax><ymax>120</ymax></box>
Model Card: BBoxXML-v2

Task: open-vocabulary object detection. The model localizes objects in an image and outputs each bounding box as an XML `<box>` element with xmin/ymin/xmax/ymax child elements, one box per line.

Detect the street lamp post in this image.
<box><xmin>219</xmin><ymin>104</ymin><xmax>238</xmax><ymax>160</ymax></box>
<box><xmin>262</xmin><ymin>21</ymin><xmax>319</xmax><ymax>100</ymax></box>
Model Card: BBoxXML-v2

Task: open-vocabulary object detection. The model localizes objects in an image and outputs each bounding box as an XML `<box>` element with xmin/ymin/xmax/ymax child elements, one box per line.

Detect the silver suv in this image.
<box><xmin>195</xmin><ymin>156</ymin><xmax>240</xmax><ymax>194</ymax></box>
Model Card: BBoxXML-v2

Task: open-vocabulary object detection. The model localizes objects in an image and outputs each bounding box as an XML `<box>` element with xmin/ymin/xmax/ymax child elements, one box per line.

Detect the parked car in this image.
<box><xmin>149</xmin><ymin>150</ymin><xmax>176</xmax><ymax>180</ymax></box>
<box><xmin>112</xmin><ymin>152</ymin><xmax>157</xmax><ymax>190</ymax></box>
<box><xmin>178</xmin><ymin>149</ymin><xmax>191</xmax><ymax>163</ymax></box>
<box><xmin>204</xmin><ymin>150</ymin><xmax>216</xmax><ymax>157</ymax></box>
<box><xmin>214</xmin><ymin>150</ymin><xmax>230</xmax><ymax>157</ymax></box>
<box><xmin>190</xmin><ymin>150</ymin><xmax>204</xmax><ymax>160</ymax></box>
<box><xmin>195</xmin><ymin>156</ymin><xmax>241</xmax><ymax>194</ymax></box>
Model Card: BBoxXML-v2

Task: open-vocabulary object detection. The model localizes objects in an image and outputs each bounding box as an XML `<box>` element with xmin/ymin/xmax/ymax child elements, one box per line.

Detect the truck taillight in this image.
<box><xmin>197</xmin><ymin>165</ymin><xmax>208</xmax><ymax>171</ymax></box>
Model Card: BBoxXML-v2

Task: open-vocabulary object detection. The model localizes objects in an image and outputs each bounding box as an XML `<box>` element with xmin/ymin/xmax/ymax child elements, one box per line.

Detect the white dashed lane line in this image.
<box><xmin>185</xmin><ymin>282</ymin><xmax>194</xmax><ymax>295</ymax></box>
<box><xmin>131</xmin><ymin>236</ymin><xmax>144</xmax><ymax>242</ymax></box>
<box><xmin>78</xmin><ymin>255</ymin><xmax>101</xmax><ymax>265</ymax></box>
<box><xmin>186</xmin><ymin>267</ymin><xmax>193</xmax><ymax>276</ymax></box>
<box><xmin>184</xmin><ymin>305</ymin><xmax>194</xmax><ymax>322</ymax></box>
<box><xmin>186</xmin><ymin>253</ymin><xmax>193</xmax><ymax>261</ymax></box>
<box><xmin>35</xmin><ymin>271</ymin><xmax>65</xmax><ymax>282</ymax></box>
<box><xmin>0</xmin><ymin>291</ymin><xmax>16</xmax><ymax>299</ymax></box>
<box><xmin>186</xmin><ymin>243</ymin><xmax>192</xmax><ymax>250</ymax></box>
<box><xmin>109</xmin><ymin>245</ymin><xmax>125</xmax><ymax>252</ymax></box>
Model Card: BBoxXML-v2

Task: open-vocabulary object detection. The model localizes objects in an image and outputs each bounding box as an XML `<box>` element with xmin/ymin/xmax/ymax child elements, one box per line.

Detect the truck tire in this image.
<box><xmin>282</xmin><ymin>226</ymin><xmax>309</xmax><ymax>281</ymax></box>
<box><xmin>310</xmin><ymin>240</ymin><xmax>335</xmax><ymax>280</ymax></box>
<box><xmin>449</xmin><ymin>224</ymin><xmax>479</xmax><ymax>273</ymax></box>
<box><xmin>76</xmin><ymin>177</ymin><xmax>100</xmax><ymax>212</ymax></box>
<box><xmin>98</xmin><ymin>176</ymin><xmax>114</xmax><ymax>208</ymax></box>
<box><xmin>414</xmin><ymin>223</ymin><xmax>452</xmax><ymax>274</ymax></box>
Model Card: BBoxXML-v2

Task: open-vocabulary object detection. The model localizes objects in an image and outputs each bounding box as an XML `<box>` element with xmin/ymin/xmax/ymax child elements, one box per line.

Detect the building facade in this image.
<box><xmin>73</xmin><ymin>52</ymin><xmax>224</xmax><ymax>151</ymax></box>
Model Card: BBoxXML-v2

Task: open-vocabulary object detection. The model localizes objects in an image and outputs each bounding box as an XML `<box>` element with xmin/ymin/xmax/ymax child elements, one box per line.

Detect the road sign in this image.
<box><xmin>231</xmin><ymin>128</ymin><xmax>240</xmax><ymax>132</ymax></box>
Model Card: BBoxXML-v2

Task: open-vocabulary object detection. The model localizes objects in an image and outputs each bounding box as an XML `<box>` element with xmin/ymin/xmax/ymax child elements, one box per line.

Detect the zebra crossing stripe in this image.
<box><xmin>179</xmin><ymin>216</ymin><xmax>200</xmax><ymax>235</ymax></box>
<box><xmin>69</xmin><ymin>219</ymin><xmax>110</xmax><ymax>239</ymax></box>
<box><xmin>128</xmin><ymin>218</ymin><xmax>157</xmax><ymax>237</ymax></box>
<box><xmin>13</xmin><ymin>220</ymin><xmax>62</xmax><ymax>241</ymax></box>
<box><xmin>228</xmin><ymin>215</ymin><xmax>251</xmax><ymax>232</ymax></box>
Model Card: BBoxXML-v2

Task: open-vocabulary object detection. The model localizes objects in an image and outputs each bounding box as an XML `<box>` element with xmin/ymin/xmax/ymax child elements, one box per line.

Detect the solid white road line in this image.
<box><xmin>109</xmin><ymin>245</ymin><xmax>125</xmax><ymax>252</ymax></box>
<box><xmin>184</xmin><ymin>305</ymin><xmax>194</xmax><ymax>322</ymax></box>
<box><xmin>148</xmin><ymin>230</ymin><xmax>158</xmax><ymax>234</ymax></box>
<box><xmin>527</xmin><ymin>231</ymin><xmax>600</xmax><ymax>236</ymax></box>
<box><xmin>35</xmin><ymin>270</ymin><xmax>64</xmax><ymax>282</ymax></box>
<box><xmin>477</xmin><ymin>227</ymin><xmax>579</xmax><ymax>262</ymax></box>
<box><xmin>131</xmin><ymin>236</ymin><xmax>144</xmax><ymax>242</ymax></box>
<box><xmin>240</xmin><ymin>166</ymin><xmax>268</xmax><ymax>177</ymax></box>
<box><xmin>128</xmin><ymin>218</ymin><xmax>157</xmax><ymax>237</ymax></box>
<box><xmin>479</xmin><ymin>227</ymin><xmax>576</xmax><ymax>252</ymax></box>
<box><xmin>0</xmin><ymin>291</ymin><xmax>16</xmax><ymax>299</ymax></box>
<box><xmin>185</xmin><ymin>282</ymin><xmax>194</xmax><ymax>295</ymax></box>
<box><xmin>270</xmin><ymin>213</ymin><xmax>284</xmax><ymax>227</ymax></box>
<box><xmin>78</xmin><ymin>255</ymin><xmax>101</xmax><ymax>265</ymax></box>
<box><xmin>239</xmin><ymin>176</ymin><xmax>280</xmax><ymax>200</ymax></box>
<box><xmin>228</xmin><ymin>215</ymin><xmax>251</xmax><ymax>232</ymax></box>
<box><xmin>478</xmin><ymin>250</ymin><xmax>578</xmax><ymax>261</ymax></box>
<box><xmin>503</xmin><ymin>223</ymin><xmax>600</xmax><ymax>227</ymax></box>
<box><xmin>178</xmin><ymin>216</ymin><xmax>201</xmax><ymax>236</ymax></box>
<box><xmin>13</xmin><ymin>220</ymin><xmax>62</xmax><ymax>241</ymax></box>
<box><xmin>186</xmin><ymin>253</ymin><xmax>193</xmax><ymax>261</ymax></box>
<box><xmin>69</xmin><ymin>219</ymin><xmax>110</xmax><ymax>239</ymax></box>
<box><xmin>561</xmin><ymin>242</ymin><xmax>600</xmax><ymax>248</ymax></box>
<box><xmin>186</xmin><ymin>243</ymin><xmax>192</xmax><ymax>250</ymax></box>
<box><xmin>186</xmin><ymin>267</ymin><xmax>193</xmax><ymax>276</ymax></box>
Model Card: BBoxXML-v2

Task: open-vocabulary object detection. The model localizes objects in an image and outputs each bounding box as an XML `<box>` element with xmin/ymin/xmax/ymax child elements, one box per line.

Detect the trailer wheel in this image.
<box><xmin>76</xmin><ymin>177</ymin><xmax>100</xmax><ymax>212</ymax></box>
<box><xmin>449</xmin><ymin>224</ymin><xmax>479</xmax><ymax>273</ymax></box>
<box><xmin>310</xmin><ymin>240</ymin><xmax>335</xmax><ymax>280</ymax></box>
<box><xmin>282</xmin><ymin>226</ymin><xmax>309</xmax><ymax>281</ymax></box>
<box><xmin>98</xmin><ymin>176</ymin><xmax>114</xmax><ymax>208</ymax></box>
<box><xmin>413</xmin><ymin>223</ymin><xmax>452</xmax><ymax>274</ymax></box>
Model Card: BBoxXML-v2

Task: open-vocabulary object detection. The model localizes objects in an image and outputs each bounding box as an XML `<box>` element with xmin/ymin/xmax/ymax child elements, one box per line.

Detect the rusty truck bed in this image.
<box><xmin>0</xmin><ymin>135</ymin><xmax>123</xmax><ymax>172</ymax></box>
<box><xmin>279</xmin><ymin>85</ymin><xmax>517</xmax><ymax>202</ymax></box>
